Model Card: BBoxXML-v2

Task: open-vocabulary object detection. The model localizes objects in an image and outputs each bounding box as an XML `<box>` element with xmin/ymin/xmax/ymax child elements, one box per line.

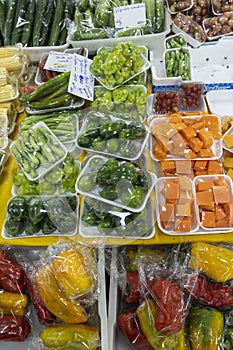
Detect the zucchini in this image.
<box><xmin>21</xmin><ymin>0</ymin><xmax>35</xmax><ymax>46</ymax></box>
<box><xmin>29</xmin><ymin>94</ymin><xmax>74</xmax><ymax>110</ymax></box>
<box><xmin>39</xmin><ymin>0</ymin><xmax>54</xmax><ymax>46</ymax></box>
<box><xmin>4</xmin><ymin>0</ymin><xmax>16</xmax><ymax>45</ymax></box>
<box><xmin>48</xmin><ymin>0</ymin><xmax>64</xmax><ymax>46</ymax></box>
<box><xmin>32</xmin><ymin>0</ymin><xmax>46</xmax><ymax>46</ymax></box>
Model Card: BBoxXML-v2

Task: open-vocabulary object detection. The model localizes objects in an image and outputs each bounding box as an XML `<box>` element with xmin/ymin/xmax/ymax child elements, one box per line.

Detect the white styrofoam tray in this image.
<box><xmin>151</xmin><ymin>37</ymin><xmax>233</xmax><ymax>93</ymax></box>
<box><xmin>206</xmin><ymin>89</ymin><xmax>233</xmax><ymax>116</ymax></box>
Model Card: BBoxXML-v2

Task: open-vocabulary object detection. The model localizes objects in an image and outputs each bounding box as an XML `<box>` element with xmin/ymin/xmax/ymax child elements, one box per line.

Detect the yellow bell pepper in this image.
<box><xmin>189</xmin><ymin>242</ymin><xmax>233</xmax><ymax>282</ymax></box>
<box><xmin>52</xmin><ymin>247</ymin><xmax>95</xmax><ymax>299</ymax></box>
<box><xmin>188</xmin><ymin>307</ymin><xmax>224</xmax><ymax>350</ymax></box>
<box><xmin>36</xmin><ymin>264</ymin><xmax>88</xmax><ymax>324</ymax></box>
<box><xmin>40</xmin><ymin>323</ymin><xmax>99</xmax><ymax>350</ymax></box>
<box><xmin>0</xmin><ymin>290</ymin><xmax>28</xmax><ymax>316</ymax></box>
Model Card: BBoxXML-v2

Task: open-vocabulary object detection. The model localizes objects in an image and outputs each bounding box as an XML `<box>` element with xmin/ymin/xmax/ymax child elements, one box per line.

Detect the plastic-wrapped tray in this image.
<box><xmin>35</xmin><ymin>48</ymin><xmax>89</xmax><ymax>85</ymax></box>
<box><xmin>67</xmin><ymin>10</ymin><xmax>171</xmax><ymax>54</ymax></box>
<box><xmin>164</xmin><ymin>33</ymin><xmax>187</xmax><ymax>49</ymax></box>
<box><xmin>79</xmin><ymin>196</ymin><xmax>155</xmax><ymax>239</ymax></box>
<box><xmin>90</xmin><ymin>53</ymin><xmax>150</xmax><ymax>90</ymax></box>
<box><xmin>211</xmin><ymin>0</ymin><xmax>233</xmax><ymax>15</ymax></box>
<box><xmin>164</xmin><ymin>47</ymin><xmax>192</xmax><ymax>80</ymax></box>
<box><xmin>155</xmin><ymin>176</ymin><xmax>199</xmax><ymax>235</ymax></box>
<box><xmin>171</xmin><ymin>12</ymin><xmax>207</xmax><ymax>48</ymax></box>
<box><xmin>193</xmin><ymin>174</ymin><xmax>233</xmax><ymax>232</ymax></box>
<box><xmin>10</xmin><ymin>122</ymin><xmax>67</xmax><ymax>181</ymax></box>
<box><xmin>150</xmin><ymin>115</ymin><xmax>222</xmax><ymax>161</ymax></box>
<box><xmin>76</xmin><ymin>155</ymin><xmax>156</xmax><ymax>213</ymax></box>
<box><xmin>166</xmin><ymin>0</ymin><xmax>193</xmax><ymax>14</ymax></box>
<box><xmin>203</xmin><ymin>14</ymin><xmax>233</xmax><ymax>41</ymax></box>
<box><xmin>76</xmin><ymin>112</ymin><xmax>149</xmax><ymax>161</ymax></box>
<box><xmin>0</xmin><ymin>114</ymin><xmax>8</xmax><ymax>150</ymax></box>
<box><xmin>2</xmin><ymin>194</ymin><xmax>79</xmax><ymax>239</ymax></box>
<box><xmin>25</xmin><ymin>98</ymin><xmax>85</xmax><ymax>115</ymax></box>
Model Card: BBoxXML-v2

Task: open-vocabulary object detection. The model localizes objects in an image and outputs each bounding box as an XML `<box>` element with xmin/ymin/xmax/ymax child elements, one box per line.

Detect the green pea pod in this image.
<box><xmin>188</xmin><ymin>307</ymin><xmax>224</xmax><ymax>350</ymax></box>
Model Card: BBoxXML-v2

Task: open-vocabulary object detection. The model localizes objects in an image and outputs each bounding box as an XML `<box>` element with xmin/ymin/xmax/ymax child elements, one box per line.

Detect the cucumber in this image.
<box><xmin>4</xmin><ymin>0</ymin><xmax>17</xmax><ymax>45</ymax></box>
<box><xmin>154</xmin><ymin>0</ymin><xmax>164</xmax><ymax>32</ymax></box>
<box><xmin>94</xmin><ymin>0</ymin><xmax>111</xmax><ymax>27</ymax></box>
<box><xmin>21</xmin><ymin>0</ymin><xmax>35</xmax><ymax>46</ymax></box>
<box><xmin>11</xmin><ymin>0</ymin><xmax>28</xmax><ymax>44</ymax></box>
<box><xmin>48</xmin><ymin>0</ymin><xmax>64</xmax><ymax>46</ymax></box>
<box><xmin>0</xmin><ymin>0</ymin><xmax>7</xmax><ymax>36</ymax></box>
<box><xmin>32</xmin><ymin>0</ymin><xmax>47</xmax><ymax>46</ymax></box>
<box><xmin>39</xmin><ymin>0</ymin><xmax>54</xmax><ymax>46</ymax></box>
<box><xmin>143</xmin><ymin>0</ymin><xmax>155</xmax><ymax>28</ymax></box>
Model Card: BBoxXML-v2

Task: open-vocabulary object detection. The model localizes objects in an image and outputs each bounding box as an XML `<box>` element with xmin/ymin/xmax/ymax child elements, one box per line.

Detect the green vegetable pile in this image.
<box><xmin>11</xmin><ymin>124</ymin><xmax>66</xmax><ymax>180</ymax></box>
<box><xmin>90</xmin><ymin>42</ymin><xmax>146</xmax><ymax>88</ymax></box>
<box><xmin>20</xmin><ymin>112</ymin><xmax>77</xmax><ymax>143</ymax></box>
<box><xmin>4</xmin><ymin>195</ymin><xmax>78</xmax><ymax>237</ymax></box>
<box><xmin>20</xmin><ymin>72</ymin><xmax>83</xmax><ymax>112</ymax></box>
<box><xmin>91</xmin><ymin>85</ymin><xmax>147</xmax><ymax>115</ymax></box>
<box><xmin>1</xmin><ymin>0</ymin><xmax>75</xmax><ymax>47</ymax></box>
<box><xmin>81</xmin><ymin>196</ymin><xmax>153</xmax><ymax>237</ymax></box>
<box><xmin>77</xmin><ymin>112</ymin><xmax>146</xmax><ymax>158</ymax></box>
<box><xmin>165</xmin><ymin>47</ymin><xmax>191</xmax><ymax>80</ymax></box>
<box><xmin>78</xmin><ymin>157</ymin><xmax>151</xmax><ymax>209</ymax></box>
<box><xmin>13</xmin><ymin>156</ymin><xmax>80</xmax><ymax>195</ymax></box>
<box><xmin>165</xmin><ymin>34</ymin><xmax>187</xmax><ymax>49</ymax></box>
<box><xmin>73</xmin><ymin>0</ymin><xmax>165</xmax><ymax>40</ymax></box>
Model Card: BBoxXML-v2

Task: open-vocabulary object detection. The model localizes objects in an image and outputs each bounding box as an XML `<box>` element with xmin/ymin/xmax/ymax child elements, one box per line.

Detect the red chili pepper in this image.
<box><xmin>27</xmin><ymin>267</ymin><xmax>56</xmax><ymax>325</ymax></box>
<box><xmin>117</xmin><ymin>310</ymin><xmax>153</xmax><ymax>350</ymax></box>
<box><xmin>124</xmin><ymin>272</ymin><xmax>141</xmax><ymax>304</ymax></box>
<box><xmin>151</xmin><ymin>279</ymin><xmax>185</xmax><ymax>334</ymax></box>
<box><xmin>24</xmin><ymin>86</ymin><xmax>37</xmax><ymax>94</ymax></box>
<box><xmin>0</xmin><ymin>316</ymin><xmax>30</xmax><ymax>341</ymax></box>
<box><xmin>0</xmin><ymin>250</ymin><xmax>26</xmax><ymax>293</ymax></box>
<box><xmin>183</xmin><ymin>274</ymin><xmax>233</xmax><ymax>308</ymax></box>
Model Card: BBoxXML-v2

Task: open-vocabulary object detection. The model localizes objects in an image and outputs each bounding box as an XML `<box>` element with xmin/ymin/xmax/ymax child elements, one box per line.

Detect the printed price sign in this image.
<box><xmin>114</xmin><ymin>3</ymin><xmax>146</xmax><ymax>28</ymax></box>
<box><xmin>44</xmin><ymin>51</ymin><xmax>74</xmax><ymax>72</ymax></box>
<box><xmin>68</xmin><ymin>53</ymin><xmax>94</xmax><ymax>101</ymax></box>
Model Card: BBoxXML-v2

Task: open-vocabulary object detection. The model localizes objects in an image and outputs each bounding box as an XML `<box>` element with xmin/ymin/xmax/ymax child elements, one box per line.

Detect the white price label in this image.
<box><xmin>68</xmin><ymin>54</ymin><xmax>94</xmax><ymax>101</ymax></box>
<box><xmin>114</xmin><ymin>3</ymin><xmax>146</xmax><ymax>29</ymax></box>
<box><xmin>44</xmin><ymin>51</ymin><xmax>74</xmax><ymax>72</ymax></box>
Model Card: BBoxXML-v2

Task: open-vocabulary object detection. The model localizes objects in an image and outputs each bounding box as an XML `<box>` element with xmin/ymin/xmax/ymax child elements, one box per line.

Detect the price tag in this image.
<box><xmin>114</xmin><ymin>3</ymin><xmax>146</xmax><ymax>29</ymax></box>
<box><xmin>44</xmin><ymin>51</ymin><xmax>74</xmax><ymax>72</ymax></box>
<box><xmin>68</xmin><ymin>53</ymin><xmax>94</xmax><ymax>101</ymax></box>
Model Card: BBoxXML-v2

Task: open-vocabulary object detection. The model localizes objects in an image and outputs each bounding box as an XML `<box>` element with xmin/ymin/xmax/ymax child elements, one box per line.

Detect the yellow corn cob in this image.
<box><xmin>0</xmin><ymin>47</ymin><xmax>22</xmax><ymax>58</ymax></box>
<box><xmin>0</xmin><ymin>102</ymin><xmax>15</xmax><ymax>110</ymax></box>
<box><xmin>0</xmin><ymin>56</ymin><xmax>22</xmax><ymax>72</ymax></box>
<box><xmin>0</xmin><ymin>84</ymin><xmax>17</xmax><ymax>100</ymax></box>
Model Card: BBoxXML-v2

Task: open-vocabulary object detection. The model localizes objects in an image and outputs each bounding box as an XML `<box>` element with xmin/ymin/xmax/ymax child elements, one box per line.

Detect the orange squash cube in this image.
<box><xmin>189</xmin><ymin>137</ymin><xmax>204</xmax><ymax>153</ymax></box>
<box><xmin>197</xmin><ymin>148</ymin><xmax>214</xmax><ymax>158</ymax></box>
<box><xmin>212</xmin><ymin>185</ymin><xmax>230</xmax><ymax>204</ymax></box>
<box><xmin>223</xmin><ymin>203</ymin><xmax>233</xmax><ymax>225</ymax></box>
<box><xmin>176</xmin><ymin>203</ymin><xmax>191</xmax><ymax>217</ymax></box>
<box><xmin>196</xmin><ymin>189</ymin><xmax>215</xmax><ymax>210</ymax></box>
<box><xmin>180</xmin><ymin>126</ymin><xmax>196</xmax><ymax>140</ymax></box>
<box><xmin>196</xmin><ymin>180</ymin><xmax>215</xmax><ymax>192</ymax></box>
<box><xmin>201</xmin><ymin>211</ymin><xmax>216</xmax><ymax>228</ymax></box>
<box><xmin>160</xmin><ymin>160</ymin><xmax>176</xmax><ymax>173</ymax></box>
<box><xmin>174</xmin><ymin>217</ymin><xmax>192</xmax><ymax>232</ymax></box>
<box><xmin>194</xmin><ymin>160</ymin><xmax>208</xmax><ymax>171</ymax></box>
<box><xmin>160</xmin><ymin>203</ymin><xmax>175</xmax><ymax>222</ymax></box>
<box><xmin>175</xmin><ymin>160</ymin><xmax>192</xmax><ymax>174</ymax></box>
<box><xmin>198</xmin><ymin>128</ymin><xmax>213</xmax><ymax>148</ymax></box>
<box><xmin>207</xmin><ymin>160</ymin><xmax>223</xmax><ymax>174</ymax></box>
<box><xmin>153</xmin><ymin>140</ymin><xmax>167</xmax><ymax>160</ymax></box>
<box><xmin>165</xmin><ymin>181</ymin><xmax>179</xmax><ymax>201</ymax></box>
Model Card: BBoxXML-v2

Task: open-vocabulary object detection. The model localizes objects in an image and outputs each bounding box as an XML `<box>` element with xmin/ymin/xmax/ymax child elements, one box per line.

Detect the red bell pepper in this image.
<box><xmin>151</xmin><ymin>278</ymin><xmax>185</xmax><ymax>334</ymax></box>
<box><xmin>124</xmin><ymin>272</ymin><xmax>141</xmax><ymax>304</ymax></box>
<box><xmin>27</xmin><ymin>267</ymin><xmax>56</xmax><ymax>324</ymax></box>
<box><xmin>183</xmin><ymin>274</ymin><xmax>233</xmax><ymax>308</ymax></box>
<box><xmin>0</xmin><ymin>316</ymin><xmax>30</xmax><ymax>341</ymax></box>
<box><xmin>117</xmin><ymin>310</ymin><xmax>153</xmax><ymax>350</ymax></box>
<box><xmin>0</xmin><ymin>250</ymin><xmax>26</xmax><ymax>293</ymax></box>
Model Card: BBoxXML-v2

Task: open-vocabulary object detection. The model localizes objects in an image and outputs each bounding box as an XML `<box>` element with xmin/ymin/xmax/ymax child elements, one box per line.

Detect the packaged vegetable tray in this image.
<box><xmin>76</xmin><ymin>155</ymin><xmax>157</xmax><ymax>213</ymax></box>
